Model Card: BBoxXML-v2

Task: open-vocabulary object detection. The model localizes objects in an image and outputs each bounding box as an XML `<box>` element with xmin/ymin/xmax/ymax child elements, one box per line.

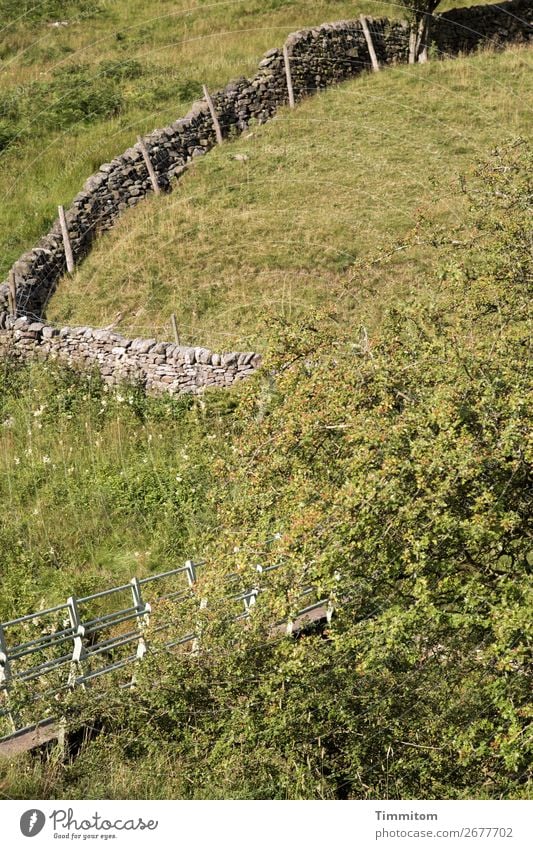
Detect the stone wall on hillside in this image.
<box><xmin>0</xmin><ymin>0</ymin><xmax>530</xmax><ymax>395</ymax></box>
<box><xmin>0</xmin><ymin>0</ymin><xmax>530</xmax><ymax>323</ymax></box>
<box><xmin>0</xmin><ymin>314</ymin><xmax>260</xmax><ymax>396</ymax></box>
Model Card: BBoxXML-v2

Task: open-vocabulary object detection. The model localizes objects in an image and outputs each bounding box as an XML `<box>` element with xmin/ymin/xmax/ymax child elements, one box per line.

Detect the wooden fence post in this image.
<box><xmin>360</xmin><ymin>15</ymin><xmax>380</xmax><ymax>72</ymax></box>
<box><xmin>7</xmin><ymin>270</ymin><xmax>16</xmax><ymax>317</ymax></box>
<box><xmin>202</xmin><ymin>85</ymin><xmax>224</xmax><ymax>145</ymax></box>
<box><xmin>58</xmin><ymin>205</ymin><xmax>75</xmax><ymax>274</ymax></box>
<box><xmin>137</xmin><ymin>136</ymin><xmax>161</xmax><ymax>195</ymax></box>
<box><xmin>283</xmin><ymin>44</ymin><xmax>295</xmax><ymax>108</ymax></box>
<box><xmin>171</xmin><ymin>313</ymin><xmax>180</xmax><ymax>345</ymax></box>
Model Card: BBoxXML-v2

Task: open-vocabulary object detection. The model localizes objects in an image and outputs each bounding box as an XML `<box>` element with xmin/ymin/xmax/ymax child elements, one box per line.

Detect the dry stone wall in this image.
<box><xmin>0</xmin><ymin>0</ymin><xmax>530</xmax><ymax>396</ymax></box>
<box><xmin>0</xmin><ymin>314</ymin><xmax>260</xmax><ymax>395</ymax></box>
<box><xmin>435</xmin><ymin>0</ymin><xmax>532</xmax><ymax>55</ymax></box>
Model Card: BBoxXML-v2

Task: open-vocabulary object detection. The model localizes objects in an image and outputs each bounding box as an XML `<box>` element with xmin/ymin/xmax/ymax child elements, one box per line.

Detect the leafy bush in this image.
<box><xmin>0</xmin><ymin>61</ymin><xmax>136</xmax><ymax>142</ymax></box>
<box><xmin>99</xmin><ymin>59</ymin><xmax>144</xmax><ymax>82</ymax></box>
<box><xmin>37</xmin><ymin>64</ymin><xmax>124</xmax><ymax>130</ymax></box>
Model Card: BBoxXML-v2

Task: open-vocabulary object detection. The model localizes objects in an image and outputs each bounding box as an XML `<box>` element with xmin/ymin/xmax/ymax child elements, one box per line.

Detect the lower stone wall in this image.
<box><xmin>0</xmin><ymin>315</ymin><xmax>260</xmax><ymax>396</ymax></box>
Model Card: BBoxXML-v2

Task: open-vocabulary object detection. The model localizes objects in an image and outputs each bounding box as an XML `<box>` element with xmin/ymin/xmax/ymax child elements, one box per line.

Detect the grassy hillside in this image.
<box><xmin>0</xmin><ymin>139</ymin><xmax>530</xmax><ymax>799</ymax></box>
<box><xmin>46</xmin><ymin>45</ymin><xmax>533</xmax><ymax>351</ymax></box>
<box><xmin>0</xmin><ymin>45</ymin><xmax>528</xmax><ymax>625</ymax></box>
<box><xmin>1</xmin><ymin>0</ymin><xmax>530</xmax><ymax>805</ymax></box>
<box><xmin>1</xmin><ymin>0</ymin><xmax>493</xmax><ymax>280</ymax></box>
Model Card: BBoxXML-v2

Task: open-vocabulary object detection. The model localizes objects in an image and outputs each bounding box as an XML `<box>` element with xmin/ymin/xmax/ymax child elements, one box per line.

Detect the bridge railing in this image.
<box><xmin>0</xmin><ymin>546</ymin><xmax>332</xmax><ymax>740</ymax></box>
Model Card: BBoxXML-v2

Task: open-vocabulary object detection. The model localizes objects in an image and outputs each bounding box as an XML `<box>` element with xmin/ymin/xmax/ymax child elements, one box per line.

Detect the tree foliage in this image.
<box><xmin>397</xmin><ymin>0</ymin><xmax>442</xmax><ymax>62</ymax></box>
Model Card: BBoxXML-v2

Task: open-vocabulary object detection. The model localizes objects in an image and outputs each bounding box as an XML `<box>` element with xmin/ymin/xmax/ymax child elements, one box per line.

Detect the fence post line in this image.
<box><xmin>67</xmin><ymin>595</ymin><xmax>87</xmax><ymax>689</ymax></box>
<box><xmin>58</xmin><ymin>205</ymin><xmax>75</xmax><ymax>274</ymax></box>
<box><xmin>7</xmin><ymin>271</ymin><xmax>17</xmax><ymax>317</ymax></box>
<box><xmin>171</xmin><ymin>313</ymin><xmax>180</xmax><ymax>345</ymax></box>
<box><xmin>360</xmin><ymin>15</ymin><xmax>380</xmax><ymax>72</ymax></box>
<box><xmin>202</xmin><ymin>85</ymin><xmax>224</xmax><ymax>145</ymax></box>
<box><xmin>137</xmin><ymin>136</ymin><xmax>161</xmax><ymax>195</ymax></box>
<box><xmin>283</xmin><ymin>44</ymin><xmax>295</xmax><ymax>108</ymax></box>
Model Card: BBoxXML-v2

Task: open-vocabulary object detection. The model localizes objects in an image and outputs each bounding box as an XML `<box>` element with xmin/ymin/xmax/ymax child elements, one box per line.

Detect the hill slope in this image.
<box><xmin>0</xmin><ymin>0</ymin><xmax>498</xmax><ymax>279</ymax></box>
<box><xmin>46</xmin><ymin>45</ymin><xmax>533</xmax><ymax>351</ymax></box>
<box><xmin>0</xmin><ymin>138</ymin><xmax>530</xmax><ymax>800</ymax></box>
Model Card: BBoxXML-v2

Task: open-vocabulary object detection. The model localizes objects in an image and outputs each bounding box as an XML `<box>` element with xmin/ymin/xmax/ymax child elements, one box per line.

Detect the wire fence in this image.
<box><xmin>0</xmin><ymin>544</ymin><xmax>332</xmax><ymax>742</ymax></box>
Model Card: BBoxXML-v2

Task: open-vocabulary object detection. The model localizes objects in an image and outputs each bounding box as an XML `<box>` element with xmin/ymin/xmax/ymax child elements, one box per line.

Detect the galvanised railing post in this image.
<box><xmin>243</xmin><ymin>588</ymin><xmax>258</xmax><ymax>614</ymax></box>
<box><xmin>185</xmin><ymin>560</ymin><xmax>196</xmax><ymax>587</ymax></box>
<box><xmin>130</xmin><ymin>577</ymin><xmax>151</xmax><ymax>666</ymax></box>
<box><xmin>187</xmin><ymin>561</ymin><xmax>207</xmax><ymax>655</ymax></box>
<box><xmin>0</xmin><ymin>623</ymin><xmax>16</xmax><ymax>733</ymax></box>
<box><xmin>67</xmin><ymin>595</ymin><xmax>87</xmax><ymax>689</ymax></box>
<box><xmin>0</xmin><ymin>624</ymin><xmax>11</xmax><ymax>689</ymax></box>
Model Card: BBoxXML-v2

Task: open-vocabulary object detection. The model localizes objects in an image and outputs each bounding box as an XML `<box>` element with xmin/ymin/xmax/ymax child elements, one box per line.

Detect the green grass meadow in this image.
<box><xmin>1</xmin><ymin>0</ymin><xmax>495</xmax><ymax>280</ymax></box>
<box><xmin>47</xmin><ymin>46</ymin><xmax>533</xmax><ymax>351</ymax></box>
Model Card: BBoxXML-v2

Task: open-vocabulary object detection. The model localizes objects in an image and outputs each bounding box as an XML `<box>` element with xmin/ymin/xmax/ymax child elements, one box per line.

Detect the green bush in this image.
<box><xmin>99</xmin><ymin>59</ymin><xmax>145</xmax><ymax>82</ymax></box>
<box><xmin>0</xmin><ymin>120</ymin><xmax>19</xmax><ymax>152</ymax></box>
<box><xmin>37</xmin><ymin>65</ymin><xmax>124</xmax><ymax>130</ymax></box>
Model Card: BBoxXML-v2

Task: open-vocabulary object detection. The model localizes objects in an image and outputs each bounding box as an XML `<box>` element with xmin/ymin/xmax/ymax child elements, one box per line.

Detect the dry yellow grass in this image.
<box><xmin>47</xmin><ymin>45</ymin><xmax>533</xmax><ymax>352</ymax></box>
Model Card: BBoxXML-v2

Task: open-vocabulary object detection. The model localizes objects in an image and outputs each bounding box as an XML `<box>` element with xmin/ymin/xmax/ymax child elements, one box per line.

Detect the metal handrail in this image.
<box><xmin>139</xmin><ymin>561</ymin><xmax>205</xmax><ymax>585</ymax></box>
<box><xmin>9</xmin><ymin>627</ymin><xmax>76</xmax><ymax>660</ymax></box>
<box><xmin>78</xmin><ymin>583</ymin><xmax>132</xmax><ymax>604</ymax></box>
<box><xmin>85</xmin><ymin>632</ymin><xmax>141</xmax><ymax>658</ymax></box>
<box><xmin>13</xmin><ymin>653</ymin><xmax>73</xmax><ymax>683</ymax></box>
<box><xmin>77</xmin><ymin>654</ymin><xmax>139</xmax><ymax>685</ymax></box>
<box><xmin>0</xmin><ymin>538</ymin><xmax>335</xmax><ymax>741</ymax></box>
<box><xmin>2</xmin><ymin>603</ymin><xmax>69</xmax><ymax>628</ymax></box>
<box><xmin>82</xmin><ymin>605</ymin><xmax>141</xmax><ymax>632</ymax></box>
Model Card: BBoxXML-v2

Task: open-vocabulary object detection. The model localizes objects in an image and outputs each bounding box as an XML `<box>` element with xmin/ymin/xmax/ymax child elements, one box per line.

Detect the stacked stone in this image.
<box><xmin>285</xmin><ymin>19</ymin><xmax>410</xmax><ymax>98</ymax></box>
<box><xmin>0</xmin><ymin>313</ymin><xmax>261</xmax><ymax>396</ymax></box>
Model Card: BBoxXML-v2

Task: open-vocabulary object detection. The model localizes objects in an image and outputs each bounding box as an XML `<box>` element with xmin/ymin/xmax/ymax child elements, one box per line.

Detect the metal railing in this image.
<box><xmin>0</xmin><ymin>548</ymin><xmax>332</xmax><ymax>741</ymax></box>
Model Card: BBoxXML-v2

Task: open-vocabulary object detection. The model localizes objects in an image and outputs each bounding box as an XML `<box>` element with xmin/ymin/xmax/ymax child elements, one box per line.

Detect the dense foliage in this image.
<box><xmin>2</xmin><ymin>141</ymin><xmax>530</xmax><ymax>799</ymax></box>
